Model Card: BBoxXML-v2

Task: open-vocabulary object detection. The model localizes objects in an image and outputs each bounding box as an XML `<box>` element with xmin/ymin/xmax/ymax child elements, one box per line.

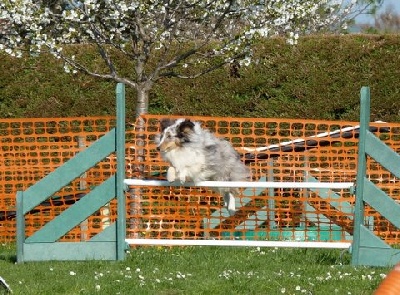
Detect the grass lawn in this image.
<box><xmin>0</xmin><ymin>243</ymin><xmax>390</xmax><ymax>295</ymax></box>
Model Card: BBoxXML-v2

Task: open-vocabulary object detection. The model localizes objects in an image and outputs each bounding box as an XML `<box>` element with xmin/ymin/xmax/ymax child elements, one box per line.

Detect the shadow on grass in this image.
<box><xmin>0</xmin><ymin>253</ymin><xmax>17</xmax><ymax>264</ymax></box>
<box><xmin>0</xmin><ymin>244</ymin><xmax>17</xmax><ymax>264</ymax></box>
<box><xmin>277</xmin><ymin>248</ymin><xmax>352</xmax><ymax>266</ymax></box>
<box><xmin>313</xmin><ymin>248</ymin><xmax>352</xmax><ymax>265</ymax></box>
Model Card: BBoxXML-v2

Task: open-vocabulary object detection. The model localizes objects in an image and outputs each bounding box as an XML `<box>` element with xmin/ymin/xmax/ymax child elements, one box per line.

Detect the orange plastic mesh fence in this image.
<box><xmin>1</xmin><ymin>115</ymin><xmax>400</xmax><ymax>244</ymax></box>
<box><xmin>125</xmin><ymin>115</ymin><xmax>400</xmax><ymax>244</ymax></box>
<box><xmin>0</xmin><ymin>117</ymin><xmax>118</xmax><ymax>242</ymax></box>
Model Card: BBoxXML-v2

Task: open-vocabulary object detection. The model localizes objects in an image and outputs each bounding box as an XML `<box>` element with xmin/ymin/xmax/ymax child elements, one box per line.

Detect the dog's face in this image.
<box><xmin>156</xmin><ymin>118</ymin><xmax>195</xmax><ymax>152</ymax></box>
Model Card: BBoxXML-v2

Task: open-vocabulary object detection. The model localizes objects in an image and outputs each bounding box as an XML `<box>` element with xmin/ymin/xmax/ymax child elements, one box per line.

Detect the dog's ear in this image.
<box><xmin>159</xmin><ymin>118</ymin><xmax>175</xmax><ymax>132</ymax></box>
<box><xmin>177</xmin><ymin>119</ymin><xmax>195</xmax><ymax>140</ymax></box>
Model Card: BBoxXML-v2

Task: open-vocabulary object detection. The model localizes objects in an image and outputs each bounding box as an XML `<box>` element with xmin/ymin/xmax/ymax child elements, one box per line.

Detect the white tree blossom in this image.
<box><xmin>0</xmin><ymin>0</ymin><xmax>380</xmax><ymax>116</ymax></box>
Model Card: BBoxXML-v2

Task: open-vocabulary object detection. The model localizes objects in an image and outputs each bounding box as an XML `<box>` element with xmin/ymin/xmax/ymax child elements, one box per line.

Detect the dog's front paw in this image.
<box><xmin>224</xmin><ymin>193</ymin><xmax>236</xmax><ymax>216</ymax></box>
<box><xmin>228</xmin><ymin>209</ymin><xmax>236</xmax><ymax>216</ymax></box>
<box><xmin>167</xmin><ymin>167</ymin><xmax>177</xmax><ymax>182</ymax></box>
<box><xmin>179</xmin><ymin>175</ymin><xmax>186</xmax><ymax>184</ymax></box>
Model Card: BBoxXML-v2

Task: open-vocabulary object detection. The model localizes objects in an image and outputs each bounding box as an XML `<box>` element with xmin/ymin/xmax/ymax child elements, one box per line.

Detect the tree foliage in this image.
<box><xmin>0</xmin><ymin>0</ymin><xmax>385</xmax><ymax>116</ymax></box>
<box><xmin>1</xmin><ymin>35</ymin><xmax>400</xmax><ymax>121</ymax></box>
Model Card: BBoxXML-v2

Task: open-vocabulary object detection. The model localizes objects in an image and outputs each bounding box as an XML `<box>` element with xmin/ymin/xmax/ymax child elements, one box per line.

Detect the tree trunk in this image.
<box><xmin>135</xmin><ymin>84</ymin><xmax>150</xmax><ymax>118</ymax></box>
<box><xmin>129</xmin><ymin>82</ymin><xmax>152</xmax><ymax>238</ymax></box>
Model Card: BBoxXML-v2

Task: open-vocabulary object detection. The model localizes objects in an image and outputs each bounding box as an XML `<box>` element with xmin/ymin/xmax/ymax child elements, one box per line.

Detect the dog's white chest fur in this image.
<box><xmin>162</xmin><ymin>147</ymin><xmax>209</xmax><ymax>183</ymax></box>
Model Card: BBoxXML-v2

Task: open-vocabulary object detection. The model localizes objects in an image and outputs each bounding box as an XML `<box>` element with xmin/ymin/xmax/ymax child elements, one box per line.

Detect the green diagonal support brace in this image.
<box><xmin>26</xmin><ymin>176</ymin><xmax>116</xmax><ymax>243</ymax></box>
<box><xmin>363</xmin><ymin>179</ymin><xmax>400</xmax><ymax>229</ymax></box>
<box><xmin>365</xmin><ymin>131</ymin><xmax>400</xmax><ymax>179</ymax></box>
<box><xmin>21</xmin><ymin>129</ymin><xmax>116</xmax><ymax>214</ymax></box>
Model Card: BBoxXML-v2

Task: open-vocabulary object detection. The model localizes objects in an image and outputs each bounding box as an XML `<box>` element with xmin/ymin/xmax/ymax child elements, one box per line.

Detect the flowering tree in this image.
<box><xmin>0</xmin><ymin>0</ymin><xmax>381</xmax><ymax>117</ymax></box>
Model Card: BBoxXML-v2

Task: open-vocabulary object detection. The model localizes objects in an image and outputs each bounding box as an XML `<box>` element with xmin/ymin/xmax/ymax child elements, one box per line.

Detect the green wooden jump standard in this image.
<box><xmin>351</xmin><ymin>86</ymin><xmax>400</xmax><ymax>267</ymax></box>
<box><xmin>16</xmin><ymin>83</ymin><xmax>127</xmax><ymax>262</ymax></box>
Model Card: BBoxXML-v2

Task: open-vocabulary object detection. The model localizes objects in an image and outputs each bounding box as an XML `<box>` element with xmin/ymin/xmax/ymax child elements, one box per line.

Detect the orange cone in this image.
<box><xmin>374</xmin><ymin>263</ymin><xmax>400</xmax><ymax>295</ymax></box>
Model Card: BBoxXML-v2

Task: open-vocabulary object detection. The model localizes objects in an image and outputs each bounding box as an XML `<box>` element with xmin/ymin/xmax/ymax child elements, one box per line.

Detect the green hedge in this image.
<box><xmin>1</xmin><ymin>34</ymin><xmax>400</xmax><ymax>122</ymax></box>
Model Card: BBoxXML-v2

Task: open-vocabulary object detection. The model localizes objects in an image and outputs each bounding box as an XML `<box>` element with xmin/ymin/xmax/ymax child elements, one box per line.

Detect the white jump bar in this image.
<box><xmin>124</xmin><ymin>179</ymin><xmax>354</xmax><ymax>189</ymax></box>
<box><xmin>125</xmin><ymin>238</ymin><xmax>352</xmax><ymax>249</ymax></box>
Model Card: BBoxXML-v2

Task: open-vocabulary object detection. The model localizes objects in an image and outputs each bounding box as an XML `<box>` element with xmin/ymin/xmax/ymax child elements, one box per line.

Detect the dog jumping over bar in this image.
<box><xmin>155</xmin><ymin>118</ymin><xmax>251</xmax><ymax>215</ymax></box>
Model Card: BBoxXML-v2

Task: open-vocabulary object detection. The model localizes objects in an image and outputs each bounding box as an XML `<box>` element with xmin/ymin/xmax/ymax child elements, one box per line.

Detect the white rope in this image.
<box><xmin>124</xmin><ymin>179</ymin><xmax>354</xmax><ymax>189</ymax></box>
